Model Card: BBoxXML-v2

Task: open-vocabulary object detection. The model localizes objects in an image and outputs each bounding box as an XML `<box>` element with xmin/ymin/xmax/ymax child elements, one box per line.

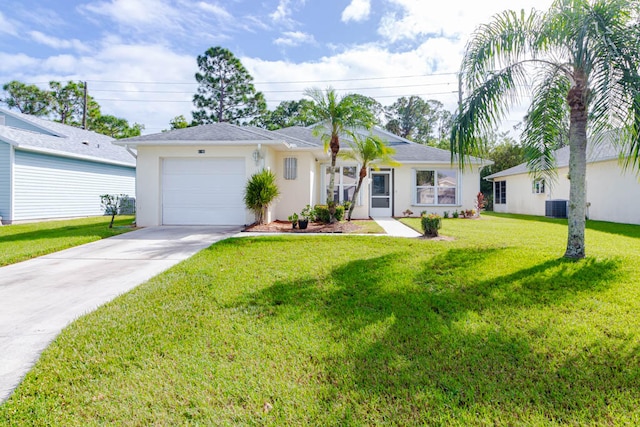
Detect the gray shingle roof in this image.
<box><xmin>485</xmin><ymin>138</ymin><xmax>623</xmax><ymax>180</ymax></box>
<box><xmin>119</xmin><ymin>122</ymin><xmax>316</xmax><ymax>148</ymax></box>
<box><xmin>275</xmin><ymin>125</ymin><xmax>487</xmax><ymax>164</ymax></box>
<box><xmin>0</xmin><ymin>108</ymin><xmax>135</xmax><ymax>166</ymax></box>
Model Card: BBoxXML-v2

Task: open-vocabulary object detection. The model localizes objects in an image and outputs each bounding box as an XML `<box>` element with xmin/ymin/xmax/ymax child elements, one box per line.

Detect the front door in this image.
<box><xmin>370</xmin><ymin>170</ymin><xmax>393</xmax><ymax>217</ymax></box>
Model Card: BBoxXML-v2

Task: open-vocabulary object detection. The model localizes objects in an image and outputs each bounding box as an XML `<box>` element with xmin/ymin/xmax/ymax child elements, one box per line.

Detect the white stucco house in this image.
<box><xmin>0</xmin><ymin>108</ymin><xmax>136</xmax><ymax>224</ymax></box>
<box><xmin>485</xmin><ymin>142</ymin><xmax>640</xmax><ymax>225</ymax></box>
<box><xmin>115</xmin><ymin>123</ymin><xmax>488</xmax><ymax>227</ymax></box>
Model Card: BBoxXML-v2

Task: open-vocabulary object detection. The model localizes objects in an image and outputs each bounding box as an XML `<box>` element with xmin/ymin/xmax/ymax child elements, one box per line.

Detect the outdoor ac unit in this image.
<box><xmin>545</xmin><ymin>200</ymin><xmax>568</xmax><ymax>218</ymax></box>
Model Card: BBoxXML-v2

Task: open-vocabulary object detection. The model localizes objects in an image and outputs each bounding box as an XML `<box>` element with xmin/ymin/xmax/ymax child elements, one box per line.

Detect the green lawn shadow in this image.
<box><xmin>236</xmin><ymin>248</ymin><xmax>632</xmax><ymax>423</ymax></box>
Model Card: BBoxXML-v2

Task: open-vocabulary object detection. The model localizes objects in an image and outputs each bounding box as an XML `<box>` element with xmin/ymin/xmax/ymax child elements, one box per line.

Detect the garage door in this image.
<box><xmin>162</xmin><ymin>158</ymin><xmax>246</xmax><ymax>225</ymax></box>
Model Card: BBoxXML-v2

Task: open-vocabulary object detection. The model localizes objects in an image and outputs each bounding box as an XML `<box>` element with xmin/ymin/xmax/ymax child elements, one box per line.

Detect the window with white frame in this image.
<box><xmin>532</xmin><ymin>179</ymin><xmax>545</xmax><ymax>194</ymax></box>
<box><xmin>495</xmin><ymin>180</ymin><xmax>506</xmax><ymax>204</ymax></box>
<box><xmin>322</xmin><ymin>165</ymin><xmax>359</xmax><ymax>204</ymax></box>
<box><xmin>413</xmin><ymin>169</ymin><xmax>458</xmax><ymax>205</ymax></box>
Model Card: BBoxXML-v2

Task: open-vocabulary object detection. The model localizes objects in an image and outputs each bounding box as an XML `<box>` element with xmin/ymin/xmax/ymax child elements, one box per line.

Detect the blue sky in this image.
<box><xmin>0</xmin><ymin>0</ymin><xmax>552</xmax><ymax>134</ymax></box>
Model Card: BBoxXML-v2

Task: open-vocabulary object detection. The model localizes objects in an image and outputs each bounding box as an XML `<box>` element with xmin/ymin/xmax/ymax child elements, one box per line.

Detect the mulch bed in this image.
<box><xmin>243</xmin><ymin>220</ymin><xmax>363</xmax><ymax>234</ymax></box>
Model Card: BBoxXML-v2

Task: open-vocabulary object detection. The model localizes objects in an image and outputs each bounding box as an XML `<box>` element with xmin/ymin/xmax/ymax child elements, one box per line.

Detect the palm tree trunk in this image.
<box><xmin>347</xmin><ymin>166</ymin><xmax>368</xmax><ymax>221</ymax></box>
<box><xmin>564</xmin><ymin>74</ymin><xmax>588</xmax><ymax>259</ymax></box>
<box><xmin>327</xmin><ymin>134</ymin><xmax>340</xmax><ymax>223</ymax></box>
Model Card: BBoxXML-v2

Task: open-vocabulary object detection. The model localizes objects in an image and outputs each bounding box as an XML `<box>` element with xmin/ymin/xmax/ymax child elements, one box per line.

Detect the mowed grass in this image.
<box><xmin>0</xmin><ymin>216</ymin><xmax>136</xmax><ymax>266</ymax></box>
<box><xmin>2</xmin><ymin>213</ymin><xmax>640</xmax><ymax>425</ymax></box>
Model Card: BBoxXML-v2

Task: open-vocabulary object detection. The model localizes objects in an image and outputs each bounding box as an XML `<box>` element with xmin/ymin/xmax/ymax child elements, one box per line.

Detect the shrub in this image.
<box><xmin>301</xmin><ymin>205</ymin><xmax>316</xmax><ymax>222</ymax></box>
<box><xmin>443</xmin><ymin>211</ymin><xmax>450</xmax><ymax>219</ymax></box>
<box><xmin>100</xmin><ymin>194</ymin><xmax>130</xmax><ymax>228</ymax></box>
<box><xmin>314</xmin><ymin>204</ymin><xmax>345</xmax><ymax>223</ymax></box>
<box><xmin>452</xmin><ymin>211</ymin><xmax>459</xmax><ymax>219</ymax></box>
<box><xmin>402</xmin><ymin>209</ymin><xmax>414</xmax><ymax>217</ymax></box>
<box><xmin>244</xmin><ymin>169</ymin><xmax>280</xmax><ymax>225</ymax></box>
<box><xmin>421</xmin><ymin>213</ymin><xmax>442</xmax><ymax>237</ymax></box>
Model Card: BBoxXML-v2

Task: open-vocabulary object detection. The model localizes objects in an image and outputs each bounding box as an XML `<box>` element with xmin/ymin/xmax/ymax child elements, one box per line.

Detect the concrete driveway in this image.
<box><xmin>0</xmin><ymin>225</ymin><xmax>240</xmax><ymax>403</ymax></box>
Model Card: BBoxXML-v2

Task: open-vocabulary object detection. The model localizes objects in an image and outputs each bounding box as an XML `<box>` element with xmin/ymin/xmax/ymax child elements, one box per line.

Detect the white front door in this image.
<box><xmin>370</xmin><ymin>170</ymin><xmax>393</xmax><ymax>217</ymax></box>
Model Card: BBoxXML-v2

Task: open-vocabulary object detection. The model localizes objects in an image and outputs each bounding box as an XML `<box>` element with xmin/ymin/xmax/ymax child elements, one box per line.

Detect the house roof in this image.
<box><xmin>274</xmin><ymin>125</ymin><xmax>488</xmax><ymax>165</ymax></box>
<box><xmin>0</xmin><ymin>108</ymin><xmax>135</xmax><ymax>167</ymax></box>
<box><xmin>485</xmin><ymin>139</ymin><xmax>623</xmax><ymax>180</ymax></box>
<box><xmin>117</xmin><ymin>121</ymin><xmax>489</xmax><ymax>165</ymax></box>
<box><xmin>116</xmin><ymin>122</ymin><xmax>318</xmax><ymax>148</ymax></box>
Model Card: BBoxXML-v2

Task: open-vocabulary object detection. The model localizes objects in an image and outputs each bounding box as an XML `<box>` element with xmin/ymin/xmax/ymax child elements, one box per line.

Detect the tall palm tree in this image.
<box><xmin>340</xmin><ymin>131</ymin><xmax>399</xmax><ymax>221</ymax></box>
<box><xmin>304</xmin><ymin>87</ymin><xmax>377</xmax><ymax>222</ymax></box>
<box><xmin>451</xmin><ymin>0</ymin><xmax>640</xmax><ymax>259</ymax></box>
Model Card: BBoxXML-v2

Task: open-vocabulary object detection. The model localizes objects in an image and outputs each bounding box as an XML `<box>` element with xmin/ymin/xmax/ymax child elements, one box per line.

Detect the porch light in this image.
<box><xmin>252</xmin><ymin>144</ymin><xmax>264</xmax><ymax>166</ymax></box>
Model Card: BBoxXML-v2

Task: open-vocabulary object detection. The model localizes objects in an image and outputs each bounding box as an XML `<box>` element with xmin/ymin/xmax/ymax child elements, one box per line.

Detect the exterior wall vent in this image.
<box><xmin>284</xmin><ymin>157</ymin><xmax>297</xmax><ymax>180</ymax></box>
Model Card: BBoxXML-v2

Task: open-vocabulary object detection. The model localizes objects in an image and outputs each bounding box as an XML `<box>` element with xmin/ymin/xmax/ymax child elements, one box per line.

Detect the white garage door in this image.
<box><xmin>162</xmin><ymin>158</ymin><xmax>246</xmax><ymax>225</ymax></box>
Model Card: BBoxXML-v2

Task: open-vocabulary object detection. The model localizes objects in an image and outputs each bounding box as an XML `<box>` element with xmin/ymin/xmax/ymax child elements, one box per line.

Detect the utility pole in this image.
<box><xmin>82</xmin><ymin>81</ymin><xmax>88</xmax><ymax>129</ymax></box>
<box><xmin>457</xmin><ymin>72</ymin><xmax>463</xmax><ymax>113</ymax></box>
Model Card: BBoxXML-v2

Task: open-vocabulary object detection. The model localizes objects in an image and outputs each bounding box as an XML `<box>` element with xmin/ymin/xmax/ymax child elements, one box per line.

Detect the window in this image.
<box><xmin>495</xmin><ymin>181</ymin><xmax>506</xmax><ymax>204</ymax></box>
<box><xmin>284</xmin><ymin>157</ymin><xmax>297</xmax><ymax>180</ymax></box>
<box><xmin>532</xmin><ymin>179</ymin><xmax>545</xmax><ymax>194</ymax></box>
<box><xmin>414</xmin><ymin>169</ymin><xmax>457</xmax><ymax>205</ymax></box>
<box><xmin>323</xmin><ymin>165</ymin><xmax>359</xmax><ymax>204</ymax></box>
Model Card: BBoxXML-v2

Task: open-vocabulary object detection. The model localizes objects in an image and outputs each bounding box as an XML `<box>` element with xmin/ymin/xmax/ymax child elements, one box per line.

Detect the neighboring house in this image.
<box><xmin>485</xmin><ymin>142</ymin><xmax>640</xmax><ymax>225</ymax></box>
<box><xmin>0</xmin><ymin>108</ymin><xmax>136</xmax><ymax>224</ymax></box>
<box><xmin>115</xmin><ymin>124</ymin><xmax>488</xmax><ymax>227</ymax></box>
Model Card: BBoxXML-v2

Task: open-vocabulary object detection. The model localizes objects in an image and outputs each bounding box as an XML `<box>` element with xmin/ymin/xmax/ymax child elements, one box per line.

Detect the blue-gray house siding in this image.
<box><xmin>12</xmin><ymin>150</ymin><xmax>135</xmax><ymax>221</ymax></box>
<box><xmin>0</xmin><ymin>141</ymin><xmax>10</xmax><ymax>220</ymax></box>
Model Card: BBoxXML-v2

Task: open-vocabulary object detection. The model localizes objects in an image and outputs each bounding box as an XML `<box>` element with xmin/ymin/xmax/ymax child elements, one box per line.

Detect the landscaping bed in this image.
<box><xmin>244</xmin><ymin>219</ymin><xmax>380</xmax><ymax>234</ymax></box>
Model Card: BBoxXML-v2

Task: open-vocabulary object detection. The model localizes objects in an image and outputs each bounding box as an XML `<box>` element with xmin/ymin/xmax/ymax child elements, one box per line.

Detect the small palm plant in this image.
<box><xmin>244</xmin><ymin>169</ymin><xmax>280</xmax><ymax>225</ymax></box>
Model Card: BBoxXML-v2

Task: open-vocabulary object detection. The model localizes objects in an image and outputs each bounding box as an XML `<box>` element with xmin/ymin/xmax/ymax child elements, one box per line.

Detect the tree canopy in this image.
<box><xmin>192</xmin><ymin>46</ymin><xmax>267</xmax><ymax>125</ymax></box>
<box><xmin>451</xmin><ymin>0</ymin><xmax>640</xmax><ymax>258</ymax></box>
<box><xmin>1</xmin><ymin>80</ymin><xmax>143</xmax><ymax>139</ymax></box>
<box><xmin>384</xmin><ymin>96</ymin><xmax>452</xmax><ymax>145</ymax></box>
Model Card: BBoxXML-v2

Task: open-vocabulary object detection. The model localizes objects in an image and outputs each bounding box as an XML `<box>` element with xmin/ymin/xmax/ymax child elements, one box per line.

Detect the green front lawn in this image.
<box><xmin>2</xmin><ymin>214</ymin><xmax>640</xmax><ymax>425</ymax></box>
<box><xmin>0</xmin><ymin>216</ymin><xmax>135</xmax><ymax>266</ymax></box>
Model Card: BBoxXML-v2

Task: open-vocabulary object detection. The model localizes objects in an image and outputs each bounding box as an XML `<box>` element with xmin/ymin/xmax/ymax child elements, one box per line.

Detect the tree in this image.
<box><xmin>340</xmin><ymin>131</ymin><xmax>399</xmax><ymax>220</ymax></box>
<box><xmin>168</xmin><ymin>114</ymin><xmax>190</xmax><ymax>130</ymax></box>
<box><xmin>479</xmin><ymin>132</ymin><xmax>526</xmax><ymax>204</ymax></box>
<box><xmin>303</xmin><ymin>87</ymin><xmax>377</xmax><ymax>222</ymax></box>
<box><xmin>192</xmin><ymin>46</ymin><xmax>266</xmax><ymax>124</ymax></box>
<box><xmin>244</xmin><ymin>169</ymin><xmax>280</xmax><ymax>225</ymax></box>
<box><xmin>1</xmin><ymin>81</ymin><xmax>50</xmax><ymax>116</ymax></box>
<box><xmin>385</xmin><ymin>96</ymin><xmax>450</xmax><ymax>145</ymax></box>
<box><xmin>251</xmin><ymin>99</ymin><xmax>318</xmax><ymax>130</ymax></box>
<box><xmin>89</xmin><ymin>114</ymin><xmax>144</xmax><ymax>139</ymax></box>
<box><xmin>451</xmin><ymin>0</ymin><xmax>640</xmax><ymax>259</ymax></box>
<box><xmin>48</xmin><ymin>81</ymin><xmax>89</xmax><ymax>125</ymax></box>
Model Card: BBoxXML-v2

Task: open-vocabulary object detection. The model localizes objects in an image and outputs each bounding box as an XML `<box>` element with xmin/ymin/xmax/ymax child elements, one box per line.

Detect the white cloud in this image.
<box><xmin>196</xmin><ymin>2</ymin><xmax>233</xmax><ymax>20</ymax></box>
<box><xmin>273</xmin><ymin>31</ymin><xmax>316</xmax><ymax>47</ymax></box>
<box><xmin>341</xmin><ymin>0</ymin><xmax>371</xmax><ymax>23</ymax></box>
<box><xmin>81</xmin><ymin>0</ymin><xmax>178</xmax><ymax>28</ymax></box>
<box><xmin>378</xmin><ymin>0</ymin><xmax>554</xmax><ymax>43</ymax></box>
<box><xmin>270</xmin><ymin>0</ymin><xmax>292</xmax><ymax>22</ymax></box>
<box><xmin>0</xmin><ymin>11</ymin><xmax>19</xmax><ymax>36</ymax></box>
<box><xmin>29</xmin><ymin>31</ymin><xmax>89</xmax><ymax>52</ymax></box>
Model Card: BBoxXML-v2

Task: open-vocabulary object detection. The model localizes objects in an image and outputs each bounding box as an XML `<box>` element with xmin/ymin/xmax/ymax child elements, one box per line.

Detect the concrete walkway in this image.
<box><xmin>371</xmin><ymin>217</ymin><xmax>422</xmax><ymax>237</ymax></box>
<box><xmin>0</xmin><ymin>225</ymin><xmax>240</xmax><ymax>403</ymax></box>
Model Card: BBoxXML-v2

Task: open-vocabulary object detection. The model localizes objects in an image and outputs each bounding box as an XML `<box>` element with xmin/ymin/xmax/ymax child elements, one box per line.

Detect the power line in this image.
<box><xmin>80</xmin><ymin>72</ymin><xmax>459</xmax><ymax>86</ymax></box>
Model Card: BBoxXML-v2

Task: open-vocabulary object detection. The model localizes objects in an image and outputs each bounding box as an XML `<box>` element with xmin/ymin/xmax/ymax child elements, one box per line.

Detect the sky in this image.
<box><xmin>0</xmin><ymin>0</ymin><xmax>554</xmax><ymax>135</ymax></box>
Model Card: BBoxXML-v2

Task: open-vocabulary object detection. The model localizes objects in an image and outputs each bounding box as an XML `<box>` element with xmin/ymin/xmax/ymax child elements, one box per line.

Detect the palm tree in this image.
<box><xmin>451</xmin><ymin>0</ymin><xmax>640</xmax><ymax>259</ymax></box>
<box><xmin>304</xmin><ymin>87</ymin><xmax>377</xmax><ymax>222</ymax></box>
<box><xmin>340</xmin><ymin>131</ymin><xmax>400</xmax><ymax>221</ymax></box>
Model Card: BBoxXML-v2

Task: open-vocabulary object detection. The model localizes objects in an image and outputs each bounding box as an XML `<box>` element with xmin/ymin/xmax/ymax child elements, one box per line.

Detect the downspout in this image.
<box><xmin>125</xmin><ymin>145</ymin><xmax>137</xmax><ymax>159</ymax></box>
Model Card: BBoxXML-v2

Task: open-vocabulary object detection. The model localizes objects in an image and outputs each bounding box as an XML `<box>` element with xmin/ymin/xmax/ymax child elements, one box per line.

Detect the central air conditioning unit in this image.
<box><xmin>545</xmin><ymin>200</ymin><xmax>568</xmax><ymax>218</ymax></box>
